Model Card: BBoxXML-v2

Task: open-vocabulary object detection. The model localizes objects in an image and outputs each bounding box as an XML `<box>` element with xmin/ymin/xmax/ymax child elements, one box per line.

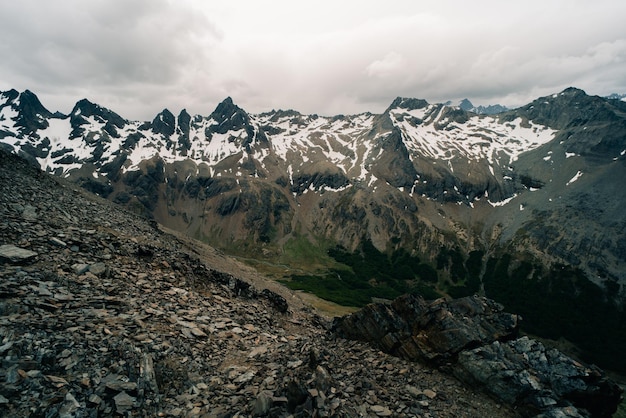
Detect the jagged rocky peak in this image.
<box><xmin>67</xmin><ymin>98</ymin><xmax>128</xmax><ymax>140</ymax></box>
<box><xmin>17</xmin><ymin>89</ymin><xmax>53</xmax><ymax>116</ymax></box>
<box><xmin>1</xmin><ymin>88</ymin><xmax>20</xmax><ymax>103</ymax></box>
<box><xmin>541</xmin><ymin>86</ymin><xmax>594</xmax><ymax>109</ymax></box>
<box><xmin>11</xmin><ymin>90</ymin><xmax>55</xmax><ymax>135</ymax></box>
<box><xmin>71</xmin><ymin>98</ymin><xmax>99</xmax><ymax>117</ymax></box>
<box><xmin>174</xmin><ymin>109</ymin><xmax>192</xmax><ymax>154</ymax></box>
<box><xmin>207</xmin><ymin>97</ymin><xmax>268</xmax><ymax>148</ymax></box>
<box><xmin>176</xmin><ymin>109</ymin><xmax>191</xmax><ymax>135</ymax></box>
<box><xmin>372</xmin><ymin>97</ymin><xmax>429</xmax><ymax>131</ymax></box>
<box><xmin>262</xmin><ymin>108</ymin><xmax>307</xmax><ymax>124</ymax></box>
<box><xmin>177</xmin><ymin>108</ymin><xmax>191</xmax><ymax>126</ymax></box>
<box><xmin>557</xmin><ymin>86</ymin><xmax>588</xmax><ymax>98</ymax></box>
<box><xmin>458</xmin><ymin>98</ymin><xmax>508</xmax><ymax>115</ymax></box>
<box><xmin>458</xmin><ymin>98</ymin><xmax>473</xmax><ymax>111</ymax></box>
<box><xmin>513</xmin><ymin>86</ymin><xmax>613</xmax><ymax>129</ymax></box>
<box><xmin>70</xmin><ymin>98</ymin><xmax>126</xmax><ymax>128</ymax></box>
<box><xmin>210</xmin><ymin>96</ymin><xmax>250</xmax><ymax>130</ymax></box>
<box><xmin>388</xmin><ymin>96</ymin><xmax>430</xmax><ymax>111</ymax></box>
<box><xmin>510</xmin><ymin>87</ymin><xmax>626</xmax><ymax>158</ymax></box>
<box><xmin>268</xmin><ymin>108</ymin><xmax>302</xmax><ymax>118</ymax></box>
<box><xmin>151</xmin><ymin>108</ymin><xmax>176</xmax><ymax>136</ymax></box>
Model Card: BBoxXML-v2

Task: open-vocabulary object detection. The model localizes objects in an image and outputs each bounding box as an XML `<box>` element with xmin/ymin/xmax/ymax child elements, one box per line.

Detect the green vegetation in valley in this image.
<box><xmin>482</xmin><ymin>254</ymin><xmax>626</xmax><ymax>374</ymax></box>
<box><xmin>264</xmin><ymin>235</ymin><xmax>626</xmax><ymax>376</ymax></box>
<box><xmin>280</xmin><ymin>233</ymin><xmax>340</xmax><ymax>273</ymax></box>
<box><xmin>437</xmin><ymin>247</ymin><xmax>483</xmax><ymax>298</ymax></box>
<box><xmin>281</xmin><ymin>239</ymin><xmax>441</xmax><ymax>307</ymax></box>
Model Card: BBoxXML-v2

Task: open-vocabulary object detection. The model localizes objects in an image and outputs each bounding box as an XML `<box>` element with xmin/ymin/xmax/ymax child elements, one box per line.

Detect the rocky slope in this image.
<box><xmin>333</xmin><ymin>295</ymin><xmax>622</xmax><ymax>417</ymax></box>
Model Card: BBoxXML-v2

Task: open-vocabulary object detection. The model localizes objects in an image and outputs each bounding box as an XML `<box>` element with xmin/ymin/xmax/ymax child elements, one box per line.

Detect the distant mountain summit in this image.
<box><xmin>605</xmin><ymin>92</ymin><xmax>626</xmax><ymax>101</ymax></box>
<box><xmin>0</xmin><ymin>89</ymin><xmax>64</xmax><ymax>138</ymax></box>
<box><xmin>457</xmin><ymin>98</ymin><xmax>508</xmax><ymax>114</ymax></box>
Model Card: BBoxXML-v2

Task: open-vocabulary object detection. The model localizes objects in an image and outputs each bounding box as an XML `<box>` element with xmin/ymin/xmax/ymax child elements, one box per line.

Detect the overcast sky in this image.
<box><xmin>1</xmin><ymin>0</ymin><xmax>625</xmax><ymax>120</ymax></box>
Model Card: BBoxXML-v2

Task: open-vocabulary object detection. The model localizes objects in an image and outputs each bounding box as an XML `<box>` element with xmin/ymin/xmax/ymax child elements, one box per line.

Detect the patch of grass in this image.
<box><xmin>483</xmin><ymin>254</ymin><xmax>626</xmax><ymax>374</ymax></box>
<box><xmin>281</xmin><ymin>271</ymin><xmax>372</xmax><ymax>307</ymax></box>
<box><xmin>279</xmin><ymin>233</ymin><xmax>340</xmax><ymax>273</ymax></box>
<box><xmin>296</xmin><ymin>291</ymin><xmax>359</xmax><ymax>317</ymax></box>
<box><xmin>281</xmin><ymin>239</ymin><xmax>442</xmax><ymax>307</ymax></box>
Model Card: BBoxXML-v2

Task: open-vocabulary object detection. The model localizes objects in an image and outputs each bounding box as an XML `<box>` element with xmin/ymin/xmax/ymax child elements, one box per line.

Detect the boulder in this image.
<box><xmin>0</xmin><ymin>245</ymin><xmax>38</xmax><ymax>264</ymax></box>
<box><xmin>454</xmin><ymin>337</ymin><xmax>623</xmax><ymax>417</ymax></box>
<box><xmin>333</xmin><ymin>294</ymin><xmax>520</xmax><ymax>363</ymax></box>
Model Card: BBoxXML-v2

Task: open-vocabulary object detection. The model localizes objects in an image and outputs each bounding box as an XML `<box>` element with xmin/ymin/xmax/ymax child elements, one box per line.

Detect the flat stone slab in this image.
<box><xmin>0</xmin><ymin>244</ymin><xmax>38</xmax><ymax>264</ymax></box>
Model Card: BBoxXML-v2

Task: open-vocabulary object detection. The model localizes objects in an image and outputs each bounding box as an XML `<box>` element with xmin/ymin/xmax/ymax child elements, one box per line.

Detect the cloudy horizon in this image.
<box><xmin>1</xmin><ymin>0</ymin><xmax>625</xmax><ymax>120</ymax></box>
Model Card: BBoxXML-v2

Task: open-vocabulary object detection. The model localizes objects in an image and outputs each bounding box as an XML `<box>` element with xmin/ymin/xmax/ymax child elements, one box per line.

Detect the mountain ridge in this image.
<box><xmin>0</xmin><ymin>89</ymin><xmax>624</xmax><ymax>265</ymax></box>
<box><xmin>1</xmin><ymin>87</ymin><xmax>624</xmax><ymax>281</ymax></box>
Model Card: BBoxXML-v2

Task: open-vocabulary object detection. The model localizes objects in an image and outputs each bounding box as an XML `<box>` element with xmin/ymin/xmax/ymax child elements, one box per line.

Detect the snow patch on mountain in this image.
<box><xmin>488</xmin><ymin>193</ymin><xmax>518</xmax><ymax>207</ymax></box>
<box><xmin>389</xmin><ymin>104</ymin><xmax>556</xmax><ymax>165</ymax></box>
<box><xmin>566</xmin><ymin>170</ymin><xmax>583</xmax><ymax>186</ymax></box>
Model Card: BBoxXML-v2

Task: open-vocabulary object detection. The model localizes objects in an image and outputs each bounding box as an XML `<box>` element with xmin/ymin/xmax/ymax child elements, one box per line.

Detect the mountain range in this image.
<box><xmin>2</xmin><ymin>87</ymin><xmax>626</xmax><ymax>371</ymax></box>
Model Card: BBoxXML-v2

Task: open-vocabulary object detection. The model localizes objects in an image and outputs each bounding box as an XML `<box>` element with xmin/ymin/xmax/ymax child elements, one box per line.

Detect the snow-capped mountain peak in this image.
<box><xmin>0</xmin><ymin>89</ymin><xmax>573</xmax><ymax>199</ymax></box>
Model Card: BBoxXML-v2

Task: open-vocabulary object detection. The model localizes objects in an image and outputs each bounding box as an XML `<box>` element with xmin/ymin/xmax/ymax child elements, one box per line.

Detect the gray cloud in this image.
<box><xmin>1</xmin><ymin>0</ymin><xmax>625</xmax><ymax>120</ymax></box>
<box><xmin>0</xmin><ymin>0</ymin><xmax>218</xmax><ymax>118</ymax></box>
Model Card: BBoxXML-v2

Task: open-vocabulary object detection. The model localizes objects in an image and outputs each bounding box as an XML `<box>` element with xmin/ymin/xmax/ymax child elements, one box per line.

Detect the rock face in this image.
<box><xmin>333</xmin><ymin>295</ymin><xmax>623</xmax><ymax>417</ymax></box>
<box><xmin>0</xmin><ymin>149</ymin><xmax>523</xmax><ymax>417</ymax></box>
<box><xmin>333</xmin><ymin>294</ymin><xmax>520</xmax><ymax>364</ymax></box>
<box><xmin>455</xmin><ymin>337</ymin><xmax>623</xmax><ymax>418</ymax></box>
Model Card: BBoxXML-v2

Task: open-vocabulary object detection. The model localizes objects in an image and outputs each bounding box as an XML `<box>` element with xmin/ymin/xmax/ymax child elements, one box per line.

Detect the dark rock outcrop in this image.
<box><xmin>368</xmin><ymin>127</ymin><xmax>419</xmax><ymax>188</ymax></box>
<box><xmin>290</xmin><ymin>170</ymin><xmax>350</xmax><ymax>195</ymax></box>
<box><xmin>151</xmin><ymin>108</ymin><xmax>176</xmax><ymax>137</ymax></box>
<box><xmin>333</xmin><ymin>294</ymin><xmax>623</xmax><ymax>417</ymax></box>
<box><xmin>455</xmin><ymin>337</ymin><xmax>623</xmax><ymax>417</ymax></box>
<box><xmin>176</xmin><ymin>109</ymin><xmax>191</xmax><ymax>153</ymax></box>
<box><xmin>333</xmin><ymin>294</ymin><xmax>520</xmax><ymax>364</ymax></box>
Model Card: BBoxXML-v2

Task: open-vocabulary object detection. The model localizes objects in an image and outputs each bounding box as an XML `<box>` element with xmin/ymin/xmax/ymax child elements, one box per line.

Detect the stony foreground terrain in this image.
<box><xmin>0</xmin><ymin>150</ymin><xmax>524</xmax><ymax>417</ymax></box>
